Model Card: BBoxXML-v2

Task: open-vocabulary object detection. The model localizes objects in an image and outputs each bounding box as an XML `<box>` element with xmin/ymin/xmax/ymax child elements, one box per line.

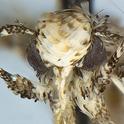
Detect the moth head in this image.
<box><xmin>35</xmin><ymin>9</ymin><xmax>92</xmax><ymax>67</ymax></box>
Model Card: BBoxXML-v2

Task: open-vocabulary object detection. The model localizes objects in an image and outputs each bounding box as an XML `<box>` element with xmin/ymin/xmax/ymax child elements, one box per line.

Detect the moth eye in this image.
<box><xmin>82</xmin><ymin>36</ymin><xmax>107</xmax><ymax>70</ymax></box>
<box><xmin>26</xmin><ymin>41</ymin><xmax>48</xmax><ymax>78</ymax></box>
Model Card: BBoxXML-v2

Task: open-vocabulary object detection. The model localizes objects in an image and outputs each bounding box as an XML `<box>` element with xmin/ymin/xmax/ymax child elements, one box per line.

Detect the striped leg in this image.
<box><xmin>104</xmin><ymin>41</ymin><xmax>124</xmax><ymax>73</ymax></box>
<box><xmin>0</xmin><ymin>68</ymin><xmax>38</xmax><ymax>101</ymax></box>
<box><xmin>90</xmin><ymin>96</ymin><xmax>115</xmax><ymax>124</ymax></box>
<box><xmin>91</xmin><ymin>96</ymin><xmax>115</xmax><ymax>124</ymax></box>
<box><xmin>96</xmin><ymin>41</ymin><xmax>124</xmax><ymax>93</ymax></box>
<box><xmin>95</xmin><ymin>30</ymin><xmax>123</xmax><ymax>42</ymax></box>
<box><xmin>95</xmin><ymin>30</ymin><xmax>123</xmax><ymax>54</ymax></box>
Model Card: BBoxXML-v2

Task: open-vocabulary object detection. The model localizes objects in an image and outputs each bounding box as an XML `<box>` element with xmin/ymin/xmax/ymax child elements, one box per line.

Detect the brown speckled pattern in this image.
<box><xmin>0</xmin><ymin>8</ymin><xmax>123</xmax><ymax>124</ymax></box>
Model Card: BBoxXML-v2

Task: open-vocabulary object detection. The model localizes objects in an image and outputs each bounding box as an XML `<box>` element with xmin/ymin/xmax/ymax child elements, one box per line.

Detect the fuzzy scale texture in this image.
<box><xmin>36</xmin><ymin>9</ymin><xmax>91</xmax><ymax>67</ymax></box>
<box><xmin>0</xmin><ymin>7</ymin><xmax>124</xmax><ymax>124</ymax></box>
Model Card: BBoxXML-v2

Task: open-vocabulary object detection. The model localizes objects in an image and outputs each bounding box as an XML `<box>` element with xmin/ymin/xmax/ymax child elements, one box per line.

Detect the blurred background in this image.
<box><xmin>94</xmin><ymin>1</ymin><xmax>124</xmax><ymax>124</ymax></box>
<box><xmin>0</xmin><ymin>0</ymin><xmax>124</xmax><ymax>124</ymax></box>
<box><xmin>0</xmin><ymin>1</ymin><xmax>59</xmax><ymax>124</ymax></box>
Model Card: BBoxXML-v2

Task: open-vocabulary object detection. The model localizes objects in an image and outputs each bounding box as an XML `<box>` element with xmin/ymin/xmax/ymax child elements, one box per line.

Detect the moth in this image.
<box><xmin>0</xmin><ymin>1</ymin><xmax>124</xmax><ymax>124</ymax></box>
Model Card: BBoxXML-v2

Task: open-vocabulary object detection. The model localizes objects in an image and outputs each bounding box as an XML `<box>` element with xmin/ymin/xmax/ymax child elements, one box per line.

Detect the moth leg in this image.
<box><xmin>91</xmin><ymin>96</ymin><xmax>115</xmax><ymax>124</ymax></box>
<box><xmin>95</xmin><ymin>30</ymin><xmax>123</xmax><ymax>54</ymax></box>
<box><xmin>0</xmin><ymin>23</ymin><xmax>36</xmax><ymax>37</ymax></box>
<box><xmin>90</xmin><ymin>96</ymin><xmax>115</xmax><ymax>124</ymax></box>
<box><xmin>76</xmin><ymin>94</ymin><xmax>115</xmax><ymax>124</ymax></box>
<box><xmin>104</xmin><ymin>41</ymin><xmax>124</xmax><ymax>73</ymax></box>
<box><xmin>95</xmin><ymin>30</ymin><xmax>123</xmax><ymax>43</ymax></box>
<box><xmin>0</xmin><ymin>67</ymin><xmax>51</xmax><ymax>102</ymax></box>
<box><xmin>96</xmin><ymin>41</ymin><xmax>124</xmax><ymax>93</ymax></box>
<box><xmin>73</xmin><ymin>71</ymin><xmax>115</xmax><ymax>124</ymax></box>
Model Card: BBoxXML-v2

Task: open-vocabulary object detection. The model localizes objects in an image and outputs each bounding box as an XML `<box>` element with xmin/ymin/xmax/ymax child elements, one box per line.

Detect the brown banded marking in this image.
<box><xmin>0</xmin><ymin>68</ymin><xmax>12</xmax><ymax>82</ymax></box>
<box><xmin>0</xmin><ymin>5</ymin><xmax>123</xmax><ymax>124</ymax></box>
<box><xmin>104</xmin><ymin>41</ymin><xmax>124</xmax><ymax>74</ymax></box>
<box><xmin>0</xmin><ymin>24</ymin><xmax>35</xmax><ymax>36</ymax></box>
<box><xmin>0</xmin><ymin>68</ymin><xmax>38</xmax><ymax>101</ymax></box>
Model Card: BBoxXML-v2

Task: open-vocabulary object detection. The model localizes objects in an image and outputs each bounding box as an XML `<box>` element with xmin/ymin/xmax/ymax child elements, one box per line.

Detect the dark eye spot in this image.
<box><xmin>26</xmin><ymin>41</ymin><xmax>48</xmax><ymax>78</ymax></box>
<box><xmin>78</xmin><ymin>36</ymin><xmax>107</xmax><ymax>70</ymax></box>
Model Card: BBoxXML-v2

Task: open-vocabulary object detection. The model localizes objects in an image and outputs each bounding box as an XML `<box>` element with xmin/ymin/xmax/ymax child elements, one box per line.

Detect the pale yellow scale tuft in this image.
<box><xmin>36</xmin><ymin>9</ymin><xmax>92</xmax><ymax>67</ymax></box>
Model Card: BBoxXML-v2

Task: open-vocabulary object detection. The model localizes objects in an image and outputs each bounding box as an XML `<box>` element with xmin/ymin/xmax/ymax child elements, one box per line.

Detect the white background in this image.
<box><xmin>0</xmin><ymin>0</ymin><xmax>124</xmax><ymax>124</ymax></box>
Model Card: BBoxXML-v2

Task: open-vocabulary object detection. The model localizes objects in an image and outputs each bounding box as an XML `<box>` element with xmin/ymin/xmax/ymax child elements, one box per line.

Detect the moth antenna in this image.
<box><xmin>0</xmin><ymin>68</ymin><xmax>38</xmax><ymax>101</ymax></box>
<box><xmin>0</xmin><ymin>24</ymin><xmax>36</xmax><ymax>37</ymax></box>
